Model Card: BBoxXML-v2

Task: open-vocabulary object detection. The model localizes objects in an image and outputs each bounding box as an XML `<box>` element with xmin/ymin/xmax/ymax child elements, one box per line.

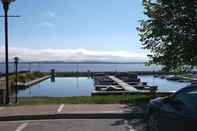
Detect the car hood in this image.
<box><xmin>149</xmin><ymin>97</ymin><xmax>197</xmax><ymax>120</ymax></box>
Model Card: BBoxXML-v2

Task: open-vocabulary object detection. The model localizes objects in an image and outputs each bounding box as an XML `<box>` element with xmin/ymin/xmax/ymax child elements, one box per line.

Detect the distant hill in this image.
<box><xmin>0</xmin><ymin>61</ymin><xmax>146</xmax><ymax>64</ymax></box>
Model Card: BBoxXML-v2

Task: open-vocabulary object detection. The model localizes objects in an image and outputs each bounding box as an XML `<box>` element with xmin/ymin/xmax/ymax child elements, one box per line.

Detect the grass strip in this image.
<box><xmin>16</xmin><ymin>95</ymin><xmax>154</xmax><ymax>106</ymax></box>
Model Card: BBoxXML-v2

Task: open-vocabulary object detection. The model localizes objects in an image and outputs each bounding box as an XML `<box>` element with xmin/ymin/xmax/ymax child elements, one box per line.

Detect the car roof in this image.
<box><xmin>174</xmin><ymin>85</ymin><xmax>197</xmax><ymax>95</ymax></box>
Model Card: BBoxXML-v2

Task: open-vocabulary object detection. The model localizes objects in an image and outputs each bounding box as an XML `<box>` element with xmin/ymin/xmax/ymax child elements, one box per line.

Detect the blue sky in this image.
<box><xmin>0</xmin><ymin>0</ymin><xmax>147</xmax><ymax>62</ymax></box>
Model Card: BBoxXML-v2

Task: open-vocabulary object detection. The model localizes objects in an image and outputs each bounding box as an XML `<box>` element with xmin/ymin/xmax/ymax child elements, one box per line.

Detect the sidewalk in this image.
<box><xmin>0</xmin><ymin>104</ymin><xmax>146</xmax><ymax>121</ymax></box>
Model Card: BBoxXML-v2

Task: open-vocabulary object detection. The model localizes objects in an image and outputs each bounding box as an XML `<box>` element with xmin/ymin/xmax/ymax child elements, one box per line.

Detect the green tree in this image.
<box><xmin>138</xmin><ymin>0</ymin><xmax>197</xmax><ymax>72</ymax></box>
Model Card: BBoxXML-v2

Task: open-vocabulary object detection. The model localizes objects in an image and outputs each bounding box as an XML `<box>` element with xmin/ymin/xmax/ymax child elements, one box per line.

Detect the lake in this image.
<box><xmin>0</xmin><ymin>63</ymin><xmax>162</xmax><ymax>73</ymax></box>
<box><xmin>139</xmin><ymin>75</ymin><xmax>190</xmax><ymax>92</ymax></box>
<box><xmin>18</xmin><ymin>77</ymin><xmax>94</xmax><ymax>97</ymax></box>
<box><xmin>1</xmin><ymin>63</ymin><xmax>189</xmax><ymax>97</ymax></box>
<box><xmin>18</xmin><ymin>76</ymin><xmax>190</xmax><ymax>97</ymax></box>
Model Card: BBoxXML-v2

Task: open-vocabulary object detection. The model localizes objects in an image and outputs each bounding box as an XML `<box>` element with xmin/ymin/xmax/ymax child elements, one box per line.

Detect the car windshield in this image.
<box><xmin>174</xmin><ymin>88</ymin><xmax>197</xmax><ymax>112</ymax></box>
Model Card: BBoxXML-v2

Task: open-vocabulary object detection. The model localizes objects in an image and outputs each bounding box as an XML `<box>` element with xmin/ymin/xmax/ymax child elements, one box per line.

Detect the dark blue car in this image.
<box><xmin>147</xmin><ymin>85</ymin><xmax>197</xmax><ymax>131</ymax></box>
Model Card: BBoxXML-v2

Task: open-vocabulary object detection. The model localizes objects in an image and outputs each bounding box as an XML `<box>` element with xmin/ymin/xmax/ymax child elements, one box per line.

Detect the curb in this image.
<box><xmin>0</xmin><ymin>112</ymin><xmax>145</xmax><ymax>121</ymax></box>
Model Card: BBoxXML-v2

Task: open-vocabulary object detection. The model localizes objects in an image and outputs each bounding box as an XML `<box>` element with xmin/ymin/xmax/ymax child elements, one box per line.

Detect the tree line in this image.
<box><xmin>138</xmin><ymin>0</ymin><xmax>197</xmax><ymax>73</ymax></box>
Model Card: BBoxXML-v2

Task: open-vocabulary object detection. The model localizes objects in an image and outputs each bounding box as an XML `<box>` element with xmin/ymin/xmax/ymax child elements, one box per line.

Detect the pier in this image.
<box><xmin>92</xmin><ymin>73</ymin><xmax>157</xmax><ymax>96</ymax></box>
<box><xmin>17</xmin><ymin>75</ymin><xmax>51</xmax><ymax>88</ymax></box>
<box><xmin>108</xmin><ymin>76</ymin><xmax>138</xmax><ymax>92</ymax></box>
<box><xmin>0</xmin><ymin>75</ymin><xmax>51</xmax><ymax>104</ymax></box>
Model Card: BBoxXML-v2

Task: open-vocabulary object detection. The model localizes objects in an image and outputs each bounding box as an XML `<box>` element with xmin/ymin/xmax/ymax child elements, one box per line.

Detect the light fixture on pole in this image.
<box><xmin>1</xmin><ymin>0</ymin><xmax>16</xmax><ymax>104</ymax></box>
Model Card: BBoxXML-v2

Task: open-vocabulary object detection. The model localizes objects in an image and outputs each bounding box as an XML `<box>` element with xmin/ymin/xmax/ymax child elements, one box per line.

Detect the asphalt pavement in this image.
<box><xmin>0</xmin><ymin>104</ymin><xmax>146</xmax><ymax>121</ymax></box>
<box><xmin>0</xmin><ymin>119</ymin><xmax>146</xmax><ymax>131</ymax></box>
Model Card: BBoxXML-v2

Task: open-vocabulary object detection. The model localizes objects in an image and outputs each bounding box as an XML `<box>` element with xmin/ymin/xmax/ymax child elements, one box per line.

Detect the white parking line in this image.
<box><xmin>130</xmin><ymin>128</ymin><xmax>135</xmax><ymax>131</ymax></box>
<box><xmin>57</xmin><ymin>104</ymin><xmax>64</xmax><ymax>113</ymax></box>
<box><xmin>15</xmin><ymin>123</ymin><xmax>28</xmax><ymax>131</ymax></box>
<box><xmin>124</xmin><ymin>120</ymin><xmax>135</xmax><ymax>131</ymax></box>
<box><xmin>128</xmin><ymin>125</ymin><xmax>135</xmax><ymax>131</ymax></box>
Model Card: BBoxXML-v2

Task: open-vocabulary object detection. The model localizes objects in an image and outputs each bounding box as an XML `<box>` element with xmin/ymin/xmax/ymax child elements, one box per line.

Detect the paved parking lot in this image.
<box><xmin>0</xmin><ymin>104</ymin><xmax>131</xmax><ymax>117</ymax></box>
<box><xmin>0</xmin><ymin>119</ymin><xmax>146</xmax><ymax>131</ymax></box>
<box><xmin>0</xmin><ymin>104</ymin><xmax>146</xmax><ymax>130</ymax></box>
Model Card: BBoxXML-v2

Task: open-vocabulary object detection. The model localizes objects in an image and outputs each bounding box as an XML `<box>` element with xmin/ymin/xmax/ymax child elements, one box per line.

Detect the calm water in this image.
<box><xmin>18</xmin><ymin>77</ymin><xmax>94</xmax><ymax>97</ymax></box>
<box><xmin>18</xmin><ymin>76</ymin><xmax>190</xmax><ymax>97</ymax></box>
<box><xmin>0</xmin><ymin>63</ymin><xmax>162</xmax><ymax>73</ymax></box>
<box><xmin>139</xmin><ymin>75</ymin><xmax>190</xmax><ymax>92</ymax></box>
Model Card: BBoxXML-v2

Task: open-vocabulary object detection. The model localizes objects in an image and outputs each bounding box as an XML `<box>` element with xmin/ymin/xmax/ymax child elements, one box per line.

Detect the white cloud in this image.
<box><xmin>38</xmin><ymin>11</ymin><xmax>56</xmax><ymax>28</ymax></box>
<box><xmin>47</xmin><ymin>11</ymin><xmax>56</xmax><ymax>17</ymax></box>
<box><xmin>0</xmin><ymin>47</ymin><xmax>147</xmax><ymax>62</ymax></box>
<box><xmin>41</xmin><ymin>22</ymin><xmax>55</xmax><ymax>28</ymax></box>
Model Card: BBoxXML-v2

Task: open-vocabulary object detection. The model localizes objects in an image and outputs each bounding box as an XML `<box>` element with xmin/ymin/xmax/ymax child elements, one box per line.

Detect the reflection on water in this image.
<box><xmin>139</xmin><ymin>75</ymin><xmax>190</xmax><ymax>92</ymax></box>
<box><xmin>18</xmin><ymin>75</ymin><xmax>191</xmax><ymax>97</ymax></box>
<box><xmin>18</xmin><ymin>77</ymin><xmax>94</xmax><ymax>97</ymax></box>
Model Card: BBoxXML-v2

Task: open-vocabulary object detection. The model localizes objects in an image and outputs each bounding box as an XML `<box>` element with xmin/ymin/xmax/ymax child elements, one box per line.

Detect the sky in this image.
<box><xmin>0</xmin><ymin>0</ymin><xmax>147</xmax><ymax>62</ymax></box>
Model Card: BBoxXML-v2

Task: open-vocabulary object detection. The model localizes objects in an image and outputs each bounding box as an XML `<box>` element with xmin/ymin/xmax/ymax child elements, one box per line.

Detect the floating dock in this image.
<box><xmin>92</xmin><ymin>90</ymin><xmax>173</xmax><ymax>96</ymax></box>
<box><xmin>108</xmin><ymin>76</ymin><xmax>138</xmax><ymax>92</ymax></box>
<box><xmin>17</xmin><ymin>75</ymin><xmax>51</xmax><ymax>88</ymax></box>
<box><xmin>92</xmin><ymin>73</ymin><xmax>159</xmax><ymax>96</ymax></box>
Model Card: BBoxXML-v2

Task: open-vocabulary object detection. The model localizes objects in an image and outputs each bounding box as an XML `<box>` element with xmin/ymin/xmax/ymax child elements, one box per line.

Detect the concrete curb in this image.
<box><xmin>0</xmin><ymin>112</ymin><xmax>145</xmax><ymax>121</ymax></box>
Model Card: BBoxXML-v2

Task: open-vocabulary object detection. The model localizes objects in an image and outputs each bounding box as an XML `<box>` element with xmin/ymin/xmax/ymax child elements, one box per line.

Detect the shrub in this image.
<box><xmin>18</xmin><ymin>74</ymin><xmax>27</xmax><ymax>83</ymax></box>
<box><xmin>32</xmin><ymin>72</ymin><xmax>45</xmax><ymax>77</ymax></box>
<box><xmin>25</xmin><ymin>73</ymin><xmax>36</xmax><ymax>81</ymax></box>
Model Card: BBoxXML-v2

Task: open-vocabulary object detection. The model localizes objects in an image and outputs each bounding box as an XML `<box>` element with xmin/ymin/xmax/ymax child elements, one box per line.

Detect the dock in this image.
<box><xmin>17</xmin><ymin>75</ymin><xmax>50</xmax><ymax>88</ymax></box>
<box><xmin>108</xmin><ymin>76</ymin><xmax>139</xmax><ymax>92</ymax></box>
<box><xmin>92</xmin><ymin>90</ymin><xmax>173</xmax><ymax>96</ymax></box>
<box><xmin>0</xmin><ymin>75</ymin><xmax>51</xmax><ymax>104</ymax></box>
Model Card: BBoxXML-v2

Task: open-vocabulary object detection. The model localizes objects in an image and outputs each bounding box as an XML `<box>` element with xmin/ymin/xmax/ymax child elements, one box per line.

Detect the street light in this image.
<box><xmin>1</xmin><ymin>0</ymin><xmax>16</xmax><ymax>104</ymax></box>
<box><xmin>14</xmin><ymin>57</ymin><xmax>18</xmax><ymax>103</ymax></box>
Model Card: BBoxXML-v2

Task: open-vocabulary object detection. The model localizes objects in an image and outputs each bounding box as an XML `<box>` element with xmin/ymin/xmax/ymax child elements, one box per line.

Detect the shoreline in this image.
<box><xmin>1</xmin><ymin>71</ymin><xmax>196</xmax><ymax>78</ymax></box>
<box><xmin>54</xmin><ymin>71</ymin><xmax>195</xmax><ymax>77</ymax></box>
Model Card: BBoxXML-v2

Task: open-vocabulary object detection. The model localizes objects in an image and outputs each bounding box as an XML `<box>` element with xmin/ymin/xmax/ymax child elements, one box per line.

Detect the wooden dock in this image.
<box><xmin>108</xmin><ymin>76</ymin><xmax>139</xmax><ymax>92</ymax></box>
<box><xmin>17</xmin><ymin>75</ymin><xmax>50</xmax><ymax>87</ymax></box>
<box><xmin>92</xmin><ymin>90</ymin><xmax>173</xmax><ymax>96</ymax></box>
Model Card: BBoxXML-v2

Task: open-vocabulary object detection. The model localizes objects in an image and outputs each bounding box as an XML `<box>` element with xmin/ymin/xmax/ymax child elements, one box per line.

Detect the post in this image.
<box><xmin>1</xmin><ymin>0</ymin><xmax>16</xmax><ymax>104</ymax></box>
<box><xmin>50</xmin><ymin>69</ymin><xmax>55</xmax><ymax>82</ymax></box>
<box><xmin>3</xmin><ymin>2</ymin><xmax>10</xmax><ymax>104</ymax></box>
<box><xmin>14</xmin><ymin>57</ymin><xmax>18</xmax><ymax>103</ymax></box>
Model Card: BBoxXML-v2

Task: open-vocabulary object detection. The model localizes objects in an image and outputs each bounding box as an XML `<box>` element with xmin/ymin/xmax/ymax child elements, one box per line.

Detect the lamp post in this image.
<box><xmin>1</xmin><ymin>0</ymin><xmax>16</xmax><ymax>104</ymax></box>
<box><xmin>14</xmin><ymin>57</ymin><xmax>18</xmax><ymax>103</ymax></box>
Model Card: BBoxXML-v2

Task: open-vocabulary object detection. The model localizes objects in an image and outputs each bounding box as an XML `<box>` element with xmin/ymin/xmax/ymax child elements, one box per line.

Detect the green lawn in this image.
<box><xmin>17</xmin><ymin>95</ymin><xmax>154</xmax><ymax>106</ymax></box>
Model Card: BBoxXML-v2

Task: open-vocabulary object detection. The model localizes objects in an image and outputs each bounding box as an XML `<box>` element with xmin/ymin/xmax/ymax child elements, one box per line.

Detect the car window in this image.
<box><xmin>174</xmin><ymin>88</ymin><xmax>197</xmax><ymax>112</ymax></box>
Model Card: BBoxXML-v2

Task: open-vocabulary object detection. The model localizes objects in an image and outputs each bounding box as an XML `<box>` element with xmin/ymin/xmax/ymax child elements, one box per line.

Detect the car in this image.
<box><xmin>147</xmin><ymin>85</ymin><xmax>197</xmax><ymax>131</ymax></box>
